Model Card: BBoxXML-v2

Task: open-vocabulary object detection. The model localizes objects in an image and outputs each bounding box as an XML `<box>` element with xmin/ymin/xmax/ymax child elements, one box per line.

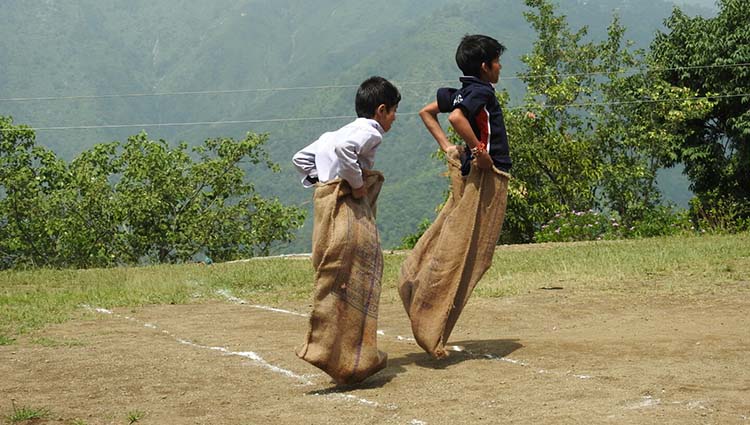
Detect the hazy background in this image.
<box><xmin>0</xmin><ymin>0</ymin><xmax>717</xmax><ymax>252</ymax></box>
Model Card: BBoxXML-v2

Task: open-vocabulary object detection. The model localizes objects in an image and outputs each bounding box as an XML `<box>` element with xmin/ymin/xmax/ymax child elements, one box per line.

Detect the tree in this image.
<box><xmin>650</xmin><ymin>0</ymin><xmax>750</xmax><ymax>228</ymax></box>
<box><xmin>0</xmin><ymin>117</ymin><xmax>306</xmax><ymax>269</ymax></box>
<box><xmin>500</xmin><ymin>0</ymin><xmax>713</xmax><ymax>241</ymax></box>
<box><xmin>500</xmin><ymin>0</ymin><xmax>604</xmax><ymax>243</ymax></box>
<box><xmin>0</xmin><ymin>116</ymin><xmax>67</xmax><ymax>268</ymax></box>
<box><xmin>592</xmin><ymin>17</ymin><xmax>714</xmax><ymax>226</ymax></box>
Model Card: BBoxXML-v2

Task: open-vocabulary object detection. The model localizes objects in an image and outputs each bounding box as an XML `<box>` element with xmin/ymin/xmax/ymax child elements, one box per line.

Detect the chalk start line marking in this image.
<box><xmin>80</xmin><ymin>304</ymin><xmax>411</xmax><ymax>418</ymax></box>
<box><xmin>215</xmin><ymin>288</ymin><xmax>603</xmax><ymax>386</ymax></box>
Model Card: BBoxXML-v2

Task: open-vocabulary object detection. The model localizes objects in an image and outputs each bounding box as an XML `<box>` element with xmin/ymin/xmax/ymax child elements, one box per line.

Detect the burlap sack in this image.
<box><xmin>399</xmin><ymin>149</ymin><xmax>509</xmax><ymax>358</ymax></box>
<box><xmin>296</xmin><ymin>169</ymin><xmax>387</xmax><ymax>384</ymax></box>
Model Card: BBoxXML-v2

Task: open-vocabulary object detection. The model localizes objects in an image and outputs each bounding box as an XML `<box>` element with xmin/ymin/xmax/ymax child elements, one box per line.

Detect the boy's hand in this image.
<box><xmin>352</xmin><ymin>184</ymin><xmax>367</xmax><ymax>199</ymax></box>
<box><xmin>475</xmin><ymin>150</ymin><xmax>493</xmax><ymax>170</ymax></box>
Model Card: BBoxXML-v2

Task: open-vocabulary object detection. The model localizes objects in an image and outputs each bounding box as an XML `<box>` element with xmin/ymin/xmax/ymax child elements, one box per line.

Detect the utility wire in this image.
<box><xmin>506</xmin><ymin>92</ymin><xmax>750</xmax><ymax>110</ymax></box>
<box><xmin>0</xmin><ymin>81</ymin><xmax>454</xmax><ymax>103</ymax></box>
<box><xmin>3</xmin><ymin>93</ymin><xmax>748</xmax><ymax>132</ymax></box>
<box><xmin>1</xmin><ymin>62</ymin><xmax>749</xmax><ymax>103</ymax></box>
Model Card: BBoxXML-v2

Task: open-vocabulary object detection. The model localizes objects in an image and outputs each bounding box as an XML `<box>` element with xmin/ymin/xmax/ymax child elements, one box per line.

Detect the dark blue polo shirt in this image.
<box><xmin>437</xmin><ymin>76</ymin><xmax>511</xmax><ymax>174</ymax></box>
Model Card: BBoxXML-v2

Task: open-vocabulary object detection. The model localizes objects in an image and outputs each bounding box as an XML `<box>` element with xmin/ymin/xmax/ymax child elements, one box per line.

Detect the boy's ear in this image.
<box><xmin>376</xmin><ymin>104</ymin><xmax>387</xmax><ymax>115</ymax></box>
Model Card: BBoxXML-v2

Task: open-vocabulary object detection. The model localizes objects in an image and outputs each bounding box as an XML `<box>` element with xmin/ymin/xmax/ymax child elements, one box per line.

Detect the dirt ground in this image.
<box><xmin>2</xmin><ymin>288</ymin><xmax>749</xmax><ymax>425</ymax></box>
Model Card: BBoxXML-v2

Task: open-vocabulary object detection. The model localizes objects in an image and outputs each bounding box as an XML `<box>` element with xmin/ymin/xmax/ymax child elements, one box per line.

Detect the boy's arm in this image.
<box><xmin>448</xmin><ymin>108</ymin><xmax>493</xmax><ymax>170</ymax></box>
<box><xmin>419</xmin><ymin>101</ymin><xmax>456</xmax><ymax>154</ymax></box>
<box><xmin>292</xmin><ymin>148</ymin><xmax>319</xmax><ymax>187</ymax></box>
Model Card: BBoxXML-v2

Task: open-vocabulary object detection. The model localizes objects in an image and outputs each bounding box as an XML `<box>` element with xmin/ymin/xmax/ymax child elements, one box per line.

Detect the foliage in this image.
<box><xmin>650</xmin><ymin>0</ymin><xmax>750</xmax><ymax>226</ymax></box>
<box><xmin>689</xmin><ymin>190</ymin><xmax>750</xmax><ymax>233</ymax></box>
<box><xmin>501</xmin><ymin>0</ymin><xmax>603</xmax><ymax>244</ymax></box>
<box><xmin>398</xmin><ymin>218</ymin><xmax>432</xmax><ymax>249</ymax></box>
<box><xmin>1</xmin><ymin>0</ymin><xmax>703</xmax><ymax>252</ymax></box>
<box><xmin>0</xmin><ymin>117</ymin><xmax>305</xmax><ymax>269</ymax></box>
<box><xmin>591</xmin><ymin>18</ymin><xmax>714</xmax><ymax>227</ymax></box>
<box><xmin>127</xmin><ymin>410</ymin><xmax>146</xmax><ymax>424</ymax></box>
<box><xmin>499</xmin><ymin>0</ymin><xmax>719</xmax><ymax>243</ymax></box>
<box><xmin>535</xmin><ymin>207</ymin><xmax>694</xmax><ymax>243</ymax></box>
<box><xmin>0</xmin><ymin>116</ymin><xmax>65</xmax><ymax>268</ymax></box>
<box><xmin>535</xmin><ymin>210</ymin><xmax>610</xmax><ymax>243</ymax></box>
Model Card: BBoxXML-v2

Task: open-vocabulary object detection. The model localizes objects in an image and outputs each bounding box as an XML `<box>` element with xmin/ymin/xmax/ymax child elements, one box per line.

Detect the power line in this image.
<box><xmin>0</xmin><ymin>80</ymin><xmax>455</xmax><ymax>103</ymax></box>
<box><xmin>3</xmin><ymin>93</ymin><xmax>748</xmax><ymax>133</ymax></box>
<box><xmin>504</xmin><ymin>62</ymin><xmax>750</xmax><ymax>82</ymax></box>
<box><xmin>506</xmin><ymin>92</ymin><xmax>750</xmax><ymax>110</ymax></box>
<box><xmin>1</xmin><ymin>62</ymin><xmax>749</xmax><ymax>103</ymax></box>
<box><xmin>1</xmin><ymin>113</ymin><xmax>420</xmax><ymax>132</ymax></box>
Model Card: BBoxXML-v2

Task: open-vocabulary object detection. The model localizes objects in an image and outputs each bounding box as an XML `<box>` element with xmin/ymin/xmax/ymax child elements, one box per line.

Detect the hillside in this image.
<box><xmin>0</xmin><ymin>0</ymin><xmax>713</xmax><ymax>252</ymax></box>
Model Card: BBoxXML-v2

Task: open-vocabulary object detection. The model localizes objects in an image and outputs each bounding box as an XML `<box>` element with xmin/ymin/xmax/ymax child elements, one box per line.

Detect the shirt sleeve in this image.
<box><xmin>436</xmin><ymin>87</ymin><xmax>458</xmax><ymax>112</ymax></box>
<box><xmin>292</xmin><ymin>146</ymin><xmax>318</xmax><ymax>188</ymax></box>
<box><xmin>453</xmin><ymin>86</ymin><xmax>493</xmax><ymax>119</ymax></box>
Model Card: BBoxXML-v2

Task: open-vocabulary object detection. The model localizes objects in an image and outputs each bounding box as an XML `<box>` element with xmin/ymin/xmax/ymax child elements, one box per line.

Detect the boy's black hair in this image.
<box><xmin>355</xmin><ymin>76</ymin><xmax>401</xmax><ymax>118</ymax></box>
<box><xmin>455</xmin><ymin>34</ymin><xmax>506</xmax><ymax>78</ymax></box>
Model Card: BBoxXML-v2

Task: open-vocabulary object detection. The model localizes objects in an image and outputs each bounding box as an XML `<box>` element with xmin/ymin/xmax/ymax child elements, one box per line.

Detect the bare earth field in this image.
<box><xmin>2</xmin><ymin>288</ymin><xmax>749</xmax><ymax>424</ymax></box>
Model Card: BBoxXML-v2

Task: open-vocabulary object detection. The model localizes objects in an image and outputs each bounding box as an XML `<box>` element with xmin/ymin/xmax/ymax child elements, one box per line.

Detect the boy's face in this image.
<box><xmin>481</xmin><ymin>57</ymin><xmax>502</xmax><ymax>84</ymax></box>
<box><xmin>374</xmin><ymin>104</ymin><xmax>398</xmax><ymax>133</ymax></box>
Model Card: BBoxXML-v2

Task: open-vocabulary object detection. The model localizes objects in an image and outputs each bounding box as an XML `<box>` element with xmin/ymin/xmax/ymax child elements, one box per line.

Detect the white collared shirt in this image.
<box><xmin>292</xmin><ymin>118</ymin><xmax>384</xmax><ymax>189</ymax></box>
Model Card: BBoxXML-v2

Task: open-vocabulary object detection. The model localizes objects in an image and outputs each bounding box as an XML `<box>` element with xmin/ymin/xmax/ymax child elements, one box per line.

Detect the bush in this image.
<box><xmin>535</xmin><ymin>210</ymin><xmax>610</xmax><ymax>243</ymax></box>
<box><xmin>535</xmin><ymin>207</ymin><xmax>695</xmax><ymax>243</ymax></box>
<box><xmin>689</xmin><ymin>193</ymin><xmax>750</xmax><ymax>234</ymax></box>
<box><xmin>399</xmin><ymin>218</ymin><xmax>432</xmax><ymax>249</ymax></box>
<box><xmin>1</xmin><ymin>116</ymin><xmax>306</xmax><ymax>269</ymax></box>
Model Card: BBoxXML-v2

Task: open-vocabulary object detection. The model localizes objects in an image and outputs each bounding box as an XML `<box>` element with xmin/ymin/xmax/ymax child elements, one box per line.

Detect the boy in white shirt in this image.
<box><xmin>292</xmin><ymin>76</ymin><xmax>399</xmax><ymax>197</ymax></box>
<box><xmin>292</xmin><ymin>76</ymin><xmax>400</xmax><ymax>384</ymax></box>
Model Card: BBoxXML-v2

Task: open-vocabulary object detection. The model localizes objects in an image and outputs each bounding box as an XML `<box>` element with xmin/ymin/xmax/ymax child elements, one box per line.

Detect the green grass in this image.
<box><xmin>4</xmin><ymin>403</ymin><xmax>50</xmax><ymax>423</ymax></box>
<box><xmin>475</xmin><ymin>233</ymin><xmax>750</xmax><ymax>297</ymax></box>
<box><xmin>1</xmin><ymin>233</ymin><xmax>748</xmax><ymax>342</ymax></box>
<box><xmin>126</xmin><ymin>410</ymin><xmax>146</xmax><ymax>424</ymax></box>
<box><xmin>30</xmin><ymin>336</ymin><xmax>86</xmax><ymax>348</ymax></box>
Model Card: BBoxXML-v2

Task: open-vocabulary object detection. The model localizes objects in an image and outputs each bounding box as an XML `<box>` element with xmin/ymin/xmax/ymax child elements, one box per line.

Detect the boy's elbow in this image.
<box><xmin>448</xmin><ymin>109</ymin><xmax>465</xmax><ymax>126</ymax></box>
<box><xmin>291</xmin><ymin>152</ymin><xmax>303</xmax><ymax>167</ymax></box>
<box><xmin>418</xmin><ymin>109</ymin><xmax>431</xmax><ymax>124</ymax></box>
<box><xmin>292</xmin><ymin>151</ymin><xmax>312</xmax><ymax>172</ymax></box>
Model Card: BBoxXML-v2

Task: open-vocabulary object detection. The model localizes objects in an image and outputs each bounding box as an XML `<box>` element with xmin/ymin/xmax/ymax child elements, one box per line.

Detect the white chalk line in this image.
<box><xmin>215</xmin><ymin>289</ymin><xmax>309</xmax><ymax>317</ymax></box>
<box><xmin>84</xmin><ymin>305</ymin><xmax>313</xmax><ymax>384</ymax></box>
<box><xmin>214</xmin><ymin>290</ymin><xmax>745</xmax><ymax>420</ymax></box>
<box><xmin>623</xmin><ymin>395</ymin><xmax>719</xmax><ymax>416</ymax></box>
<box><xmin>444</xmin><ymin>344</ymin><xmax>596</xmax><ymax>383</ymax></box>
<box><xmin>81</xmin><ymin>304</ymin><xmax>398</xmax><ymax>412</ymax></box>
<box><xmin>216</xmin><ymin>289</ymin><xmax>601</xmax><ymax>386</ymax></box>
<box><xmin>216</xmin><ymin>289</ymin><xmax>418</xmax><ymax>342</ymax></box>
<box><xmin>217</xmin><ymin>289</ymin><xmax>592</xmax><ymax>379</ymax></box>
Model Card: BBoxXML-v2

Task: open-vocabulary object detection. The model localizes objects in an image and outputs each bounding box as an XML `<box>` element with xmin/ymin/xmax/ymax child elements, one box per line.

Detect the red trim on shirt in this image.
<box><xmin>475</xmin><ymin>106</ymin><xmax>491</xmax><ymax>150</ymax></box>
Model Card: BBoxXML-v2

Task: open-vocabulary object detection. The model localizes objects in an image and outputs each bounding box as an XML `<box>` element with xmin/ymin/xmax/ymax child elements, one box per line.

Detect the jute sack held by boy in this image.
<box><xmin>292</xmin><ymin>76</ymin><xmax>400</xmax><ymax>384</ymax></box>
<box><xmin>400</xmin><ymin>35</ymin><xmax>511</xmax><ymax>359</ymax></box>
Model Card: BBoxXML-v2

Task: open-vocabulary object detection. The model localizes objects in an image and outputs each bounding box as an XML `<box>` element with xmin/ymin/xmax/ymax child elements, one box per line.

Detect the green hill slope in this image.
<box><xmin>0</xmin><ymin>0</ymin><xmax>709</xmax><ymax>252</ymax></box>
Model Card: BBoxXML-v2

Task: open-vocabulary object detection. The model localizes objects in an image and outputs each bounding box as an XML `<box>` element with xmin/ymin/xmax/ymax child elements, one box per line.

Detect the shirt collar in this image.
<box><xmin>355</xmin><ymin>117</ymin><xmax>385</xmax><ymax>135</ymax></box>
<box><xmin>459</xmin><ymin>75</ymin><xmax>495</xmax><ymax>89</ymax></box>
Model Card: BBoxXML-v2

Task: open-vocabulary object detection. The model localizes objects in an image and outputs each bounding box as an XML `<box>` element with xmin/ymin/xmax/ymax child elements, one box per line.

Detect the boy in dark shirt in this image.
<box><xmin>399</xmin><ymin>34</ymin><xmax>511</xmax><ymax>358</ymax></box>
<box><xmin>421</xmin><ymin>34</ymin><xmax>511</xmax><ymax>174</ymax></box>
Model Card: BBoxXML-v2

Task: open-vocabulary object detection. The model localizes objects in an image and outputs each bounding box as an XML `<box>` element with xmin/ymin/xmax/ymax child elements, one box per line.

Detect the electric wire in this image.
<box><xmin>1</xmin><ymin>62</ymin><xmax>749</xmax><ymax>103</ymax></box>
<box><xmin>3</xmin><ymin>93</ymin><xmax>748</xmax><ymax>132</ymax></box>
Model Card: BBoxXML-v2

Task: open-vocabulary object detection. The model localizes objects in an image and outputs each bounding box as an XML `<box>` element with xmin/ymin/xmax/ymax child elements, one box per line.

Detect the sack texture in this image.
<box><xmin>296</xmin><ymin>170</ymin><xmax>387</xmax><ymax>384</ymax></box>
<box><xmin>399</xmin><ymin>149</ymin><xmax>509</xmax><ymax>358</ymax></box>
